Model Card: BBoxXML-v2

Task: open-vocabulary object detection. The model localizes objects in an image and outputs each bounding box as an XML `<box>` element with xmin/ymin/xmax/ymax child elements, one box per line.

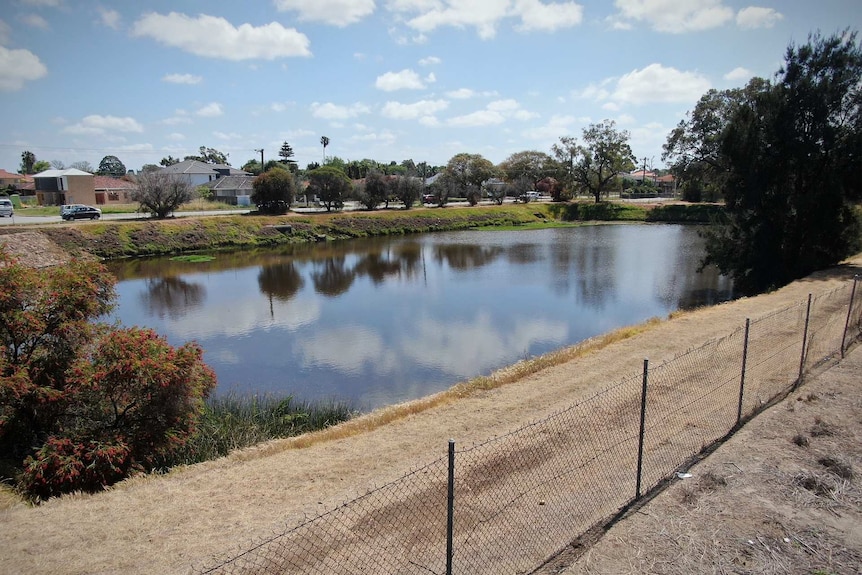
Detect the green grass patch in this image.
<box><xmin>548</xmin><ymin>201</ymin><xmax>648</xmax><ymax>222</ymax></box>
<box><xmin>162</xmin><ymin>393</ymin><xmax>355</xmax><ymax>466</ymax></box>
<box><xmin>170</xmin><ymin>254</ymin><xmax>216</xmax><ymax>263</ymax></box>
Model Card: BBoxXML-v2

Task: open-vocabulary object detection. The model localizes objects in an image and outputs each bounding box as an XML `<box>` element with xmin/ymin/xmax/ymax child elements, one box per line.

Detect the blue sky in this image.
<box><xmin>0</xmin><ymin>0</ymin><xmax>858</xmax><ymax>173</ymax></box>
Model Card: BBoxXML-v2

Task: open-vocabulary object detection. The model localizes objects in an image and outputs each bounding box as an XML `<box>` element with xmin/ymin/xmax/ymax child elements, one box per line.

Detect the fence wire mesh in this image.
<box><xmin>200</xmin><ymin>277</ymin><xmax>862</xmax><ymax>575</ymax></box>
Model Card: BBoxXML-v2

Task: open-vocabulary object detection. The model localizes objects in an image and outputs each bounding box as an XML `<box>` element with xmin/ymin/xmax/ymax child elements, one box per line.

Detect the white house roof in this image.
<box><xmin>34</xmin><ymin>168</ymin><xmax>93</xmax><ymax>177</ymax></box>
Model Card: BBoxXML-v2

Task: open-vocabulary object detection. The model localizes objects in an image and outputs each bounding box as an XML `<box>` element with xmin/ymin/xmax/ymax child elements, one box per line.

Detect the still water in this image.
<box><xmin>106</xmin><ymin>224</ymin><xmax>733</xmax><ymax>410</ymax></box>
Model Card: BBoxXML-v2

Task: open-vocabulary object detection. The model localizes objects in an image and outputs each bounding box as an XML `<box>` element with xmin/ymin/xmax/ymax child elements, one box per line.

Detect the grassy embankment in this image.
<box><xmin>37</xmin><ymin>201</ymin><xmax>724</xmax><ymax>474</ymax></box>
<box><xmin>40</xmin><ymin>201</ymin><xmax>724</xmax><ymax>259</ymax></box>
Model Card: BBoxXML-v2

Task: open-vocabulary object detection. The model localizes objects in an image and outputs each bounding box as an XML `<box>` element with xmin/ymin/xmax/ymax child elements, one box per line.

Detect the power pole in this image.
<box><xmin>255</xmin><ymin>148</ymin><xmax>264</xmax><ymax>170</ymax></box>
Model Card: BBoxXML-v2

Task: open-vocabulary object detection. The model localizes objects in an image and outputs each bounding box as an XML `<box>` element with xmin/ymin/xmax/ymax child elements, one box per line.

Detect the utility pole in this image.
<box><xmin>255</xmin><ymin>148</ymin><xmax>264</xmax><ymax>170</ymax></box>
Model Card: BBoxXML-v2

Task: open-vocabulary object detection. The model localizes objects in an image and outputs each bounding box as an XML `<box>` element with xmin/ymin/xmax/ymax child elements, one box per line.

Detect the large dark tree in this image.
<box><xmin>444</xmin><ymin>153</ymin><xmax>497</xmax><ymax>205</ymax></box>
<box><xmin>97</xmin><ymin>155</ymin><xmax>127</xmax><ymax>177</ymax></box>
<box><xmin>307</xmin><ymin>165</ymin><xmax>350</xmax><ymax>212</ymax></box>
<box><xmin>702</xmin><ymin>31</ymin><xmax>862</xmax><ymax>294</ymax></box>
<box><xmin>19</xmin><ymin>151</ymin><xmax>36</xmax><ymax>174</ymax></box>
<box><xmin>251</xmin><ymin>167</ymin><xmax>295</xmax><ymax>214</ymax></box>
<box><xmin>662</xmin><ymin>79</ymin><xmax>768</xmax><ymax>202</ymax></box>
<box><xmin>358</xmin><ymin>171</ymin><xmax>390</xmax><ymax>210</ymax></box>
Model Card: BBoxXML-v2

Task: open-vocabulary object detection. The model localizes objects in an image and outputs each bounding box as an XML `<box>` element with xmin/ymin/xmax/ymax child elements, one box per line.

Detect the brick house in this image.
<box><xmin>94</xmin><ymin>175</ymin><xmax>137</xmax><ymax>205</ymax></box>
<box><xmin>33</xmin><ymin>169</ymin><xmax>96</xmax><ymax>206</ymax></box>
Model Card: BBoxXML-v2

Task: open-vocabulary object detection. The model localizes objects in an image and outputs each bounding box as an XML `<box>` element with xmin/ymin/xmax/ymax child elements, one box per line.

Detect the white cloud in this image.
<box><xmin>521</xmin><ymin>114</ymin><xmax>581</xmax><ymax>140</ymax></box>
<box><xmin>736</xmin><ymin>6</ymin><xmax>783</xmax><ymax>29</ymax></box>
<box><xmin>350</xmin><ymin>130</ymin><xmax>397</xmax><ymax>144</ymax></box>
<box><xmin>723</xmin><ymin>66</ymin><xmax>752</xmax><ymax>81</ymax></box>
<box><xmin>447</xmin><ymin>88</ymin><xmax>476</xmax><ymax>99</ymax></box>
<box><xmin>396</xmin><ymin>0</ymin><xmax>584</xmax><ymax>39</ymax></box>
<box><xmin>382</xmin><ymin>99</ymin><xmax>449</xmax><ymax>120</ymax></box>
<box><xmin>274</xmin><ymin>0</ymin><xmax>375</xmax><ymax>27</ymax></box>
<box><xmin>612</xmin><ymin>64</ymin><xmax>711</xmax><ymax>104</ymax></box>
<box><xmin>161</xmin><ymin>114</ymin><xmax>192</xmax><ymax>126</ymax></box>
<box><xmin>448</xmin><ymin>99</ymin><xmax>536</xmax><ymax>127</ymax></box>
<box><xmin>448</xmin><ymin>109</ymin><xmax>506</xmax><ymax>127</ymax></box>
<box><xmin>270</xmin><ymin>101</ymin><xmax>295</xmax><ymax>112</ymax></box>
<box><xmin>196</xmin><ymin>102</ymin><xmax>223</xmax><ymax>117</ymax></box>
<box><xmin>62</xmin><ymin>115</ymin><xmax>144</xmax><ymax>135</ymax></box>
<box><xmin>375</xmin><ymin>68</ymin><xmax>433</xmax><ymax>91</ymax></box>
<box><xmin>97</xmin><ymin>7</ymin><xmax>121</xmax><ymax>29</ymax></box>
<box><xmin>612</xmin><ymin>0</ymin><xmax>734</xmax><ymax>33</ymax></box>
<box><xmin>167</xmin><ymin>133</ymin><xmax>185</xmax><ymax>141</ymax></box>
<box><xmin>0</xmin><ymin>46</ymin><xmax>47</xmax><ymax>91</ymax></box>
<box><xmin>131</xmin><ymin>12</ymin><xmax>311</xmax><ymax>61</ymax></box>
<box><xmin>162</xmin><ymin>73</ymin><xmax>202</xmax><ymax>85</ymax></box>
<box><xmin>574</xmin><ymin>79</ymin><xmax>613</xmax><ymax>101</ymax></box>
<box><xmin>514</xmin><ymin>0</ymin><xmax>584</xmax><ymax>32</ymax></box>
<box><xmin>21</xmin><ymin>14</ymin><xmax>49</xmax><ymax>29</ymax></box>
<box><xmin>419</xmin><ymin>56</ymin><xmax>441</xmax><ymax>66</ymax></box>
<box><xmin>404</xmin><ymin>0</ymin><xmax>512</xmax><ymax>39</ymax></box>
<box><xmin>310</xmin><ymin>102</ymin><xmax>371</xmax><ymax>120</ymax></box>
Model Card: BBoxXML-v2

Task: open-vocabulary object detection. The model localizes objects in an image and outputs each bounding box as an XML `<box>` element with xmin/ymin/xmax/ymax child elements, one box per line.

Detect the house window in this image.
<box><xmin>108</xmin><ymin>191</ymin><xmax>119</xmax><ymax>201</ymax></box>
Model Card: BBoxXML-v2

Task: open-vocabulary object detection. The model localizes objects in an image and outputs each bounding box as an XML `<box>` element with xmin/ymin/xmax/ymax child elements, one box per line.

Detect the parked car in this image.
<box><xmin>62</xmin><ymin>205</ymin><xmax>101</xmax><ymax>221</ymax></box>
<box><xmin>60</xmin><ymin>204</ymin><xmax>85</xmax><ymax>217</ymax></box>
<box><xmin>0</xmin><ymin>198</ymin><xmax>13</xmax><ymax>217</ymax></box>
<box><xmin>422</xmin><ymin>193</ymin><xmax>437</xmax><ymax>204</ymax></box>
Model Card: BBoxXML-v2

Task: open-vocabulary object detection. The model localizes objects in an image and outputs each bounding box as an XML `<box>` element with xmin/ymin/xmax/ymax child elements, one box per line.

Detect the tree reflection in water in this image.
<box><xmin>140</xmin><ymin>276</ymin><xmax>206</xmax><ymax>320</ymax></box>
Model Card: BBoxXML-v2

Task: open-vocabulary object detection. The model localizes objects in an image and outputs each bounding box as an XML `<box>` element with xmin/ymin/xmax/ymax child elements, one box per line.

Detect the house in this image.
<box><xmin>0</xmin><ymin>169</ymin><xmax>32</xmax><ymax>191</ymax></box>
<box><xmin>33</xmin><ymin>168</ymin><xmax>96</xmax><ymax>206</ymax></box>
<box><xmin>160</xmin><ymin>160</ymin><xmax>250</xmax><ymax>187</ymax></box>
<box><xmin>204</xmin><ymin>175</ymin><xmax>255</xmax><ymax>206</ymax></box>
<box><xmin>94</xmin><ymin>175</ymin><xmax>137</xmax><ymax>205</ymax></box>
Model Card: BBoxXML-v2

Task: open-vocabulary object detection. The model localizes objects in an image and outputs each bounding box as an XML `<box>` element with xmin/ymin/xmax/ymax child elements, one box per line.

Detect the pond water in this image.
<box><xmin>106</xmin><ymin>224</ymin><xmax>734</xmax><ymax>411</ymax></box>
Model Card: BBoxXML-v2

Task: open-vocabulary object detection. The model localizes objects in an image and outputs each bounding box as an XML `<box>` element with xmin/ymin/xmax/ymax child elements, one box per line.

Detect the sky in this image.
<box><xmin>0</xmin><ymin>0</ymin><xmax>859</xmax><ymax>174</ymax></box>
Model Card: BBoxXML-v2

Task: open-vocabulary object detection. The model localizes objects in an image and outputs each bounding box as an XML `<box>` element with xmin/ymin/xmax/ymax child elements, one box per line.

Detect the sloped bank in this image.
<box><xmin>35</xmin><ymin>202</ymin><xmax>721</xmax><ymax>261</ymax></box>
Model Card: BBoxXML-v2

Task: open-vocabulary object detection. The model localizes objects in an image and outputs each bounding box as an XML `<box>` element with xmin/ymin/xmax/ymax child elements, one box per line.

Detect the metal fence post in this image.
<box><xmin>840</xmin><ymin>276</ymin><xmax>858</xmax><ymax>358</ymax></box>
<box><xmin>635</xmin><ymin>359</ymin><xmax>648</xmax><ymax>500</ymax></box>
<box><xmin>446</xmin><ymin>439</ymin><xmax>455</xmax><ymax>575</ymax></box>
<box><xmin>796</xmin><ymin>294</ymin><xmax>812</xmax><ymax>389</ymax></box>
<box><xmin>736</xmin><ymin>318</ymin><xmax>751</xmax><ymax>426</ymax></box>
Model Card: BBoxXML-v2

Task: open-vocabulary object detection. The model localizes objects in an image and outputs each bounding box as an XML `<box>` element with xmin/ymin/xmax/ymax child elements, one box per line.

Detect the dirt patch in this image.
<box><xmin>0</xmin><ymin>231</ymin><xmax>91</xmax><ymax>267</ymax></box>
<box><xmin>562</xmin><ymin>350</ymin><xmax>862</xmax><ymax>575</ymax></box>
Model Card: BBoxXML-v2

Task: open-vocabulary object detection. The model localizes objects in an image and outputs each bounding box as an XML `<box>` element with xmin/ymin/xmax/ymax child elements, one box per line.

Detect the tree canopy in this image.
<box><xmin>184</xmin><ymin>146</ymin><xmax>230</xmax><ymax>166</ymax></box>
<box><xmin>498</xmin><ymin>150</ymin><xmax>555</xmax><ymax>186</ymax></box>
<box><xmin>700</xmin><ymin>31</ymin><xmax>862</xmax><ymax>294</ymax></box>
<box><xmin>307</xmin><ymin>165</ymin><xmax>350</xmax><ymax>212</ymax></box>
<box><xmin>554</xmin><ymin>121</ymin><xmax>635</xmax><ymax>203</ymax></box>
<box><xmin>0</xmin><ymin>249</ymin><xmax>215</xmax><ymax>499</ymax></box>
<box><xmin>251</xmin><ymin>167</ymin><xmax>295</xmax><ymax>214</ymax></box>
<box><xmin>133</xmin><ymin>170</ymin><xmax>193</xmax><ymax>218</ymax></box>
<box><xmin>97</xmin><ymin>155</ymin><xmax>127</xmax><ymax>177</ymax></box>
<box><xmin>444</xmin><ymin>153</ymin><xmax>497</xmax><ymax>204</ymax></box>
<box><xmin>19</xmin><ymin>151</ymin><xmax>36</xmax><ymax>174</ymax></box>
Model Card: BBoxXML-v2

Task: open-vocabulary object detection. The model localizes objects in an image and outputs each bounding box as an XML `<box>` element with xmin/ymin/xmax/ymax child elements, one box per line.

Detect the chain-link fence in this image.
<box><xmin>200</xmin><ymin>278</ymin><xmax>862</xmax><ymax>575</ymax></box>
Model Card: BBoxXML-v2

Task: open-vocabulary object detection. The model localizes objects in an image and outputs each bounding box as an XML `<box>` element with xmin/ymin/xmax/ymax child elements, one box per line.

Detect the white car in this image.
<box><xmin>0</xmin><ymin>198</ymin><xmax>13</xmax><ymax>217</ymax></box>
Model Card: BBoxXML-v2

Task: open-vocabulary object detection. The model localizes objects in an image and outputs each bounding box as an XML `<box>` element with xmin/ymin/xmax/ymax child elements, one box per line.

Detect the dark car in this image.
<box><xmin>62</xmin><ymin>205</ymin><xmax>102</xmax><ymax>220</ymax></box>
